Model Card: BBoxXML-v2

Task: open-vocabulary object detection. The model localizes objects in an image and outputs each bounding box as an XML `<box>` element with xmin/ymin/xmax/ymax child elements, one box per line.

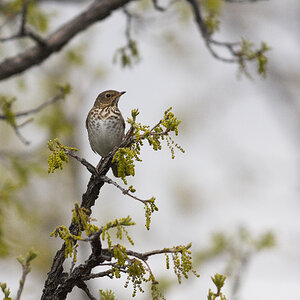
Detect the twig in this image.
<box><xmin>231</xmin><ymin>252</ymin><xmax>250</xmax><ymax>300</ymax></box>
<box><xmin>125</xmin><ymin>248</ymin><xmax>178</xmax><ymax>261</ymax></box>
<box><xmin>100</xmin><ymin>175</ymin><xmax>151</xmax><ymax>205</ymax></box>
<box><xmin>13</xmin><ymin>124</ymin><xmax>30</xmax><ymax>145</ymax></box>
<box><xmin>66</xmin><ymin>150</ymin><xmax>97</xmax><ymax>175</ymax></box>
<box><xmin>0</xmin><ymin>88</ymin><xmax>67</xmax><ymax>145</ymax></box>
<box><xmin>83</xmin><ymin>269</ymin><xmax>119</xmax><ymax>280</ymax></box>
<box><xmin>123</xmin><ymin>7</ymin><xmax>133</xmax><ymax>44</ymax></box>
<box><xmin>0</xmin><ymin>0</ymin><xmax>46</xmax><ymax>46</ymax></box>
<box><xmin>185</xmin><ymin>0</ymin><xmax>240</xmax><ymax>63</ymax></box>
<box><xmin>0</xmin><ymin>88</ymin><xmax>66</xmax><ymax>120</ymax></box>
<box><xmin>17</xmin><ymin>118</ymin><xmax>33</xmax><ymax>128</ymax></box>
<box><xmin>100</xmin><ymin>243</ymin><xmax>192</xmax><ymax>262</ymax></box>
<box><xmin>20</xmin><ymin>0</ymin><xmax>28</xmax><ymax>35</ymax></box>
<box><xmin>152</xmin><ymin>0</ymin><xmax>176</xmax><ymax>11</ymax></box>
<box><xmin>16</xmin><ymin>262</ymin><xmax>30</xmax><ymax>300</ymax></box>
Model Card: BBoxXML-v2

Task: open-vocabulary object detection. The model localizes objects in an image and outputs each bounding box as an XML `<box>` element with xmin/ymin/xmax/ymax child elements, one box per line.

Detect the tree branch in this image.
<box><xmin>76</xmin><ymin>281</ymin><xmax>97</xmax><ymax>300</ymax></box>
<box><xmin>152</xmin><ymin>0</ymin><xmax>176</xmax><ymax>11</ymax></box>
<box><xmin>16</xmin><ymin>262</ymin><xmax>30</xmax><ymax>300</ymax></box>
<box><xmin>0</xmin><ymin>0</ymin><xmax>46</xmax><ymax>46</ymax></box>
<box><xmin>82</xmin><ymin>269</ymin><xmax>115</xmax><ymax>280</ymax></box>
<box><xmin>0</xmin><ymin>87</ymin><xmax>67</xmax><ymax>145</ymax></box>
<box><xmin>125</xmin><ymin>243</ymin><xmax>192</xmax><ymax>261</ymax></box>
<box><xmin>0</xmin><ymin>0</ymin><xmax>132</xmax><ymax>81</ymax></box>
<box><xmin>41</xmin><ymin>128</ymin><xmax>134</xmax><ymax>300</ymax></box>
<box><xmin>100</xmin><ymin>175</ymin><xmax>152</xmax><ymax>204</ymax></box>
<box><xmin>186</xmin><ymin>0</ymin><xmax>240</xmax><ymax>63</ymax></box>
<box><xmin>66</xmin><ymin>150</ymin><xmax>97</xmax><ymax>175</ymax></box>
<box><xmin>0</xmin><ymin>88</ymin><xmax>65</xmax><ymax>120</ymax></box>
<box><xmin>12</xmin><ymin>124</ymin><xmax>30</xmax><ymax>145</ymax></box>
<box><xmin>43</xmin><ymin>119</ymin><xmax>178</xmax><ymax>298</ymax></box>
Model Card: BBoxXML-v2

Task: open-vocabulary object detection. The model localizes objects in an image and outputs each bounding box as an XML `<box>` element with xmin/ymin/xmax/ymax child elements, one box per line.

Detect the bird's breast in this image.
<box><xmin>87</xmin><ymin>115</ymin><xmax>125</xmax><ymax>157</ymax></box>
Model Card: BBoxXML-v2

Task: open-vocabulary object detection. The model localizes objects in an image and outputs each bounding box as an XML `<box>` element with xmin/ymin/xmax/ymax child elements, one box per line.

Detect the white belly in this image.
<box><xmin>88</xmin><ymin>118</ymin><xmax>124</xmax><ymax>157</ymax></box>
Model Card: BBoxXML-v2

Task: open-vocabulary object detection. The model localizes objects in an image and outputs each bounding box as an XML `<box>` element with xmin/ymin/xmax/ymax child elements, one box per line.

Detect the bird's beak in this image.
<box><xmin>120</xmin><ymin>91</ymin><xmax>126</xmax><ymax>96</ymax></box>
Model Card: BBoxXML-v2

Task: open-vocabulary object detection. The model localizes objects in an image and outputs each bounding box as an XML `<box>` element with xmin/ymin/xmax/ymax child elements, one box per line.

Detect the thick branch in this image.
<box><xmin>42</xmin><ymin>122</ymin><xmax>173</xmax><ymax>299</ymax></box>
<box><xmin>41</xmin><ymin>129</ymin><xmax>134</xmax><ymax>300</ymax></box>
<box><xmin>0</xmin><ymin>0</ymin><xmax>132</xmax><ymax>81</ymax></box>
<box><xmin>76</xmin><ymin>281</ymin><xmax>97</xmax><ymax>300</ymax></box>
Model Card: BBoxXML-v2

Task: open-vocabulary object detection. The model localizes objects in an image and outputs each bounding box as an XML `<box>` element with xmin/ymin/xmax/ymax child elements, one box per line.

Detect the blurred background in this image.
<box><xmin>0</xmin><ymin>0</ymin><xmax>299</xmax><ymax>299</ymax></box>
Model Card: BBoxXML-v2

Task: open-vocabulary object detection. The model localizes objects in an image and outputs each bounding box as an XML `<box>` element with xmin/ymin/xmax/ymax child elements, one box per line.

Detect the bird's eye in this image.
<box><xmin>105</xmin><ymin>93</ymin><xmax>111</xmax><ymax>98</ymax></box>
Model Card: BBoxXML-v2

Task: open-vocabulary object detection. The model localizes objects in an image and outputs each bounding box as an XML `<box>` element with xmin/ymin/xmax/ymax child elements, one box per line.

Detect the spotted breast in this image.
<box><xmin>86</xmin><ymin>106</ymin><xmax>125</xmax><ymax>157</ymax></box>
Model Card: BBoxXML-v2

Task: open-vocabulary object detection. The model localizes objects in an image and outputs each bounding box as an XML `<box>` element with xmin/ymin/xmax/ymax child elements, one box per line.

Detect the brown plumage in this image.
<box><xmin>86</xmin><ymin>90</ymin><xmax>126</xmax><ymax>176</ymax></box>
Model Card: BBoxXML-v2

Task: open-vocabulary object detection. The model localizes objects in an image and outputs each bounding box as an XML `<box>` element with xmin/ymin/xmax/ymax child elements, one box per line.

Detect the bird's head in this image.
<box><xmin>94</xmin><ymin>90</ymin><xmax>126</xmax><ymax>108</ymax></box>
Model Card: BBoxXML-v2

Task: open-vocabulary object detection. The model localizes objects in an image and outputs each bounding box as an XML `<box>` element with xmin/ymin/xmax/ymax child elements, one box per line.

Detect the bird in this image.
<box><xmin>86</xmin><ymin>90</ymin><xmax>126</xmax><ymax>176</ymax></box>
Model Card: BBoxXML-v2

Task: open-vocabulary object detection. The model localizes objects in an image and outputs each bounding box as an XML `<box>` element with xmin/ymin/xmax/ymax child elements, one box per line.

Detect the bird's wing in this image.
<box><xmin>85</xmin><ymin>111</ymin><xmax>90</xmax><ymax>130</ymax></box>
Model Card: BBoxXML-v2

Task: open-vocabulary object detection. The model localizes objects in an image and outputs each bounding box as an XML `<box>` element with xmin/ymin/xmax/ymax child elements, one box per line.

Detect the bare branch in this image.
<box><xmin>12</xmin><ymin>124</ymin><xmax>30</xmax><ymax>145</ymax></box>
<box><xmin>20</xmin><ymin>0</ymin><xmax>28</xmax><ymax>35</ymax></box>
<box><xmin>66</xmin><ymin>150</ymin><xmax>97</xmax><ymax>175</ymax></box>
<box><xmin>0</xmin><ymin>0</ymin><xmax>47</xmax><ymax>46</ymax></box>
<box><xmin>125</xmin><ymin>243</ymin><xmax>192</xmax><ymax>261</ymax></box>
<box><xmin>101</xmin><ymin>175</ymin><xmax>152</xmax><ymax>204</ymax></box>
<box><xmin>0</xmin><ymin>0</ymin><xmax>132</xmax><ymax>81</ymax></box>
<box><xmin>0</xmin><ymin>88</ymin><xmax>65</xmax><ymax>120</ymax></box>
<box><xmin>152</xmin><ymin>0</ymin><xmax>167</xmax><ymax>11</ymax></box>
<box><xmin>231</xmin><ymin>253</ymin><xmax>251</xmax><ymax>300</ymax></box>
<box><xmin>185</xmin><ymin>0</ymin><xmax>239</xmax><ymax>63</ymax></box>
<box><xmin>152</xmin><ymin>0</ymin><xmax>176</xmax><ymax>11</ymax></box>
<box><xmin>0</xmin><ymin>87</ymin><xmax>67</xmax><ymax>145</ymax></box>
<box><xmin>16</xmin><ymin>262</ymin><xmax>31</xmax><ymax>300</ymax></box>
<box><xmin>82</xmin><ymin>269</ymin><xmax>115</xmax><ymax>280</ymax></box>
<box><xmin>123</xmin><ymin>7</ymin><xmax>134</xmax><ymax>43</ymax></box>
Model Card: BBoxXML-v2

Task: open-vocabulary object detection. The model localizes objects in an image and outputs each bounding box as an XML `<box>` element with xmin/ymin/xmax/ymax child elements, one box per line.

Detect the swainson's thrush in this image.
<box><xmin>86</xmin><ymin>90</ymin><xmax>126</xmax><ymax>176</ymax></box>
